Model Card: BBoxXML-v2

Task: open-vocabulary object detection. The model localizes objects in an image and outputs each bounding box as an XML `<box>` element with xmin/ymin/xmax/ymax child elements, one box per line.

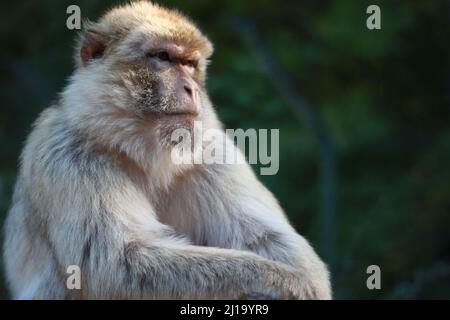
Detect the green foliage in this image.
<box><xmin>1</xmin><ymin>0</ymin><xmax>449</xmax><ymax>299</ymax></box>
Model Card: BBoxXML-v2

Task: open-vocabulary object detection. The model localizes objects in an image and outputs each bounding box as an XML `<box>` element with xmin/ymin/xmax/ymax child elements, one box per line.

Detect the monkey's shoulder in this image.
<box><xmin>20</xmin><ymin>106</ymin><xmax>115</xmax><ymax>185</ymax></box>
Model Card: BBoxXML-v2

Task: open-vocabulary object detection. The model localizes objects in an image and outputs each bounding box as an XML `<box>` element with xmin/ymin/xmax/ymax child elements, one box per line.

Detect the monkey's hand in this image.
<box><xmin>239</xmin><ymin>260</ymin><xmax>326</xmax><ymax>300</ymax></box>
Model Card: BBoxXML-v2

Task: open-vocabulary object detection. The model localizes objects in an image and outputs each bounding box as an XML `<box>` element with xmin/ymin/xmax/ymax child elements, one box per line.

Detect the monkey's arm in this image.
<box><xmin>182</xmin><ymin>160</ymin><xmax>332</xmax><ymax>299</ymax></box>
<box><xmin>42</xmin><ymin>158</ymin><xmax>315</xmax><ymax>299</ymax></box>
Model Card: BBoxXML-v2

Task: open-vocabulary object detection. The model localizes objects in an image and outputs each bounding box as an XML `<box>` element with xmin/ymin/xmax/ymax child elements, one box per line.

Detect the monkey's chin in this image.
<box><xmin>156</xmin><ymin>114</ymin><xmax>200</xmax><ymax>148</ymax></box>
<box><xmin>161</xmin><ymin>114</ymin><xmax>199</xmax><ymax>131</ymax></box>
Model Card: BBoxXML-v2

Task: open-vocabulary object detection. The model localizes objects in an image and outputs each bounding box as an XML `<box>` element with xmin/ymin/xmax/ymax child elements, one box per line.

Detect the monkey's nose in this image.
<box><xmin>184</xmin><ymin>85</ymin><xmax>193</xmax><ymax>98</ymax></box>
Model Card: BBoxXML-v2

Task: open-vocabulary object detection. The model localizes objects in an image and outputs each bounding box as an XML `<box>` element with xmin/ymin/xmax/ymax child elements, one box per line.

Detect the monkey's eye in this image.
<box><xmin>184</xmin><ymin>60</ymin><xmax>198</xmax><ymax>69</ymax></box>
<box><xmin>156</xmin><ymin>51</ymin><xmax>171</xmax><ymax>62</ymax></box>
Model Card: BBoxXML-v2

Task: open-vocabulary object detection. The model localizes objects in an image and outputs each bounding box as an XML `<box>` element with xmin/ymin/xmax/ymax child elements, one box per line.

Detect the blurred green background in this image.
<box><xmin>1</xmin><ymin>0</ymin><xmax>450</xmax><ymax>299</ymax></box>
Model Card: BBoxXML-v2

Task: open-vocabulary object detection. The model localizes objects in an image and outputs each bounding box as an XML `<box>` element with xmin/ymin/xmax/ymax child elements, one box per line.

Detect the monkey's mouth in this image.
<box><xmin>159</xmin><ymin>104</ymin><xmax>201</xmax><ymax>118</ymax></box>
<box><xmin>161</xmin><ymin>100</ymin><xmax>201</xmax><ymax>118</ymax></box>
<box><xmin>162</xmin><ymin>110</ymin><xmax>199</xmax><ymax>117</ymax></box>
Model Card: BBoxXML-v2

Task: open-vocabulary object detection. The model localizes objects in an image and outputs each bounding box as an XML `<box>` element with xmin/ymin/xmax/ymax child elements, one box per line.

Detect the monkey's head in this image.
<box><xmin>65</xmin><ymin>1</ymin><xmax>216</xmax><ymax>147</ymax></box>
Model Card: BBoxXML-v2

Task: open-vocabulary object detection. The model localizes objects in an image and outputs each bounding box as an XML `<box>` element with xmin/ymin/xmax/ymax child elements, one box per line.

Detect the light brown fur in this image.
<box><xmin>3</xmin><ymin>1</ymin><xmax>331</xmax><ymax>299</ymax></box>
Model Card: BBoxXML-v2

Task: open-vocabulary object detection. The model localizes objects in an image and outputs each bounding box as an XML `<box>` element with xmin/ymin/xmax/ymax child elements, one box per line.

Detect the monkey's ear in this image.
<box><xmin>79</xmin><ymin>28</ymin><xmax>107</xmax><ymax>66</ymax></box>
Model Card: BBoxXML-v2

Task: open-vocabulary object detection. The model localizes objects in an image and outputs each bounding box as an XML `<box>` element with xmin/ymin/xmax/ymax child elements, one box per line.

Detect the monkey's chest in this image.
<box><xmin>157</xmin><ymin>194</ymin><xmax>209</xmax><ymax>245</ymax></box>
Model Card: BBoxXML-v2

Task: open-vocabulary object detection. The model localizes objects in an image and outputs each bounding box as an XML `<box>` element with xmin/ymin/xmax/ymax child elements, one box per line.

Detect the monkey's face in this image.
<box><xmin>121</xmin><ymin>41</ymin><xmax>206</xmax><ymax>123</ymax></box>
<box><xmin>74</xmin><ymin>3</ymin><xmax>214</xmax><ymax>140</ymax></box>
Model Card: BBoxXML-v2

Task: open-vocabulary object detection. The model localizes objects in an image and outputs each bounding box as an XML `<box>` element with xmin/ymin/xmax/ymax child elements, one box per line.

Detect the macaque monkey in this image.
<box><xmin>3</xmin><ymin>1</ymin><xmax>331</xmax><ymax>299</ymax></box>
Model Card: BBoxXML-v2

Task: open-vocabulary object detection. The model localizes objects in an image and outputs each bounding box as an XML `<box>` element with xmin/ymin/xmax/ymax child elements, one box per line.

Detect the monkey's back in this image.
<box><xmin>3</xmin><ymin>106</ymin><xmax>79</xmax><ymax>299</ymax></box>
